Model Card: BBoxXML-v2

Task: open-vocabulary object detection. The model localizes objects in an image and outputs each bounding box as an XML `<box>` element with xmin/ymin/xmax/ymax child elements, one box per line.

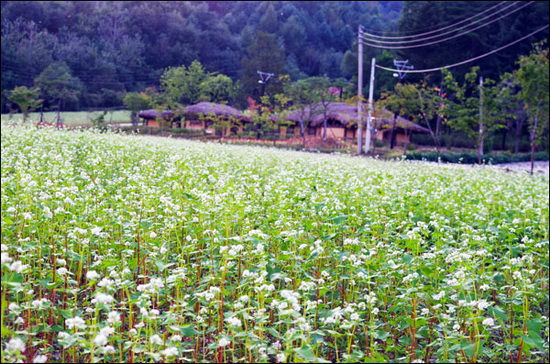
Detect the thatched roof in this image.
<box><xmin>183</xmin><ymin>102</ymin><xmax>244</xmax><ymax>119</ymax></box>
<box><xmin>138</xmin><ymin>109</ymin><xmax>176</xmax><ymax>120</ymax></box>
<box><xmin>285</xmin><ymin>102</ymin><xmax>430</xmax><ymax>133</ymax></box>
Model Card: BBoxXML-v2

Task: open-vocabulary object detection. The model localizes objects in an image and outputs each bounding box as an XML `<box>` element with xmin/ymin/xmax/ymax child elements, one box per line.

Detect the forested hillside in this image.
<box><xmin>2</xmin><ymin>1</ymin><xmax>548</xmax><ymax>113</ymax></box>
<box><xmin>1</xmin><ymin>1</ymin><xmax>402</xmax><ymax>111</ymax></box>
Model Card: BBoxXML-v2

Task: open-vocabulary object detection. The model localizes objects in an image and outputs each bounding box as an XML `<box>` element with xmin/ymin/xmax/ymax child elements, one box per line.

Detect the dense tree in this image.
<box><xmin>6</xmin><ymin>86</ymin><xmax>43</xmax><ymax>123</ymax></box>
<box><xmin>378</xmin><ymin>82</ymin><xmax>423</xmax><ymax>150</ymax></box>
<box><xmin>515</xmin><ymin>42</ymin><xmax>549</xmax><ymax>174</ymax></box>
<box><xmin>440</xmin><ymin>67</ymin><xmax>506</xmax><ymax>163</ymax></box>
<box><xmin>396</xmin><ymin>1</ymin><xmax>549</xmax><ymax>84</ymax></box>
<box><xmin>1</xmin><ymin>1</ymin><xmax>408</xmax><ymax>111</ymax></box>
<box><xmin>123</xmin><ymin>92</ymin><xmax>152</xmax><ymax>126</ymax></box>
<box><xmin>34</xmin><ymin>62</ymin><xmax>82</xmax><ymax>112</ymax></box>
<box><xmin>240</xmin><ymin>31</ymin><xmax>286</xmax><ymax>101</ymax></box>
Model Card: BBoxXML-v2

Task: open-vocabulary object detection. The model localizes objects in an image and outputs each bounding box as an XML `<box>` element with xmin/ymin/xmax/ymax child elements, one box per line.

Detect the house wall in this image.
<box><xmin>376</xmin><ymin>130</ymin><xmax>411</xmax><ymax>144</ymax></box>
<box><xmin>185</xmin><ymin>122</ymin><xmax>206</xmax><ymax>130</ymax></box>
<box><xmin>314</xmin><ymin>127</ymin><xmax>346</xmax><ymax>138</ymax></box>
<box><xmin>146</xmin><ymin>119</ymin><xmax>159</xmax><ymax>128</ymax></box>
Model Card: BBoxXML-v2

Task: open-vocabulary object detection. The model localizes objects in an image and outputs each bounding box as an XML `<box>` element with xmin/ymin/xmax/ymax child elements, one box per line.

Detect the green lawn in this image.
<box><xmin>1</xmin><ymin>110</ymin><xmax>131</xmax><ymax>126</ymax></box>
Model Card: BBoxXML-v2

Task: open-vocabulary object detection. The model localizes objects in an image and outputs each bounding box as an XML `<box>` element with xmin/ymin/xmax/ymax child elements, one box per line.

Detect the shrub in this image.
<box><xmin>405</xmin><ymin>150</ymin><xmax>549</xmax><ymax>164</ymax></box>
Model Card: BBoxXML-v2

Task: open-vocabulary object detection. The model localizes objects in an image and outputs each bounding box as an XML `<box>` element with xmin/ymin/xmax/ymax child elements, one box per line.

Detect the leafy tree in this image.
<box><xmin>297</xmin><ymin>76</ymin><xmax>339</xmax><ymax>141</ymax></box>
<box><xmin>199</xmin><ymin>74</ymin><xmax>236</xmax><ymax>104</ymax></box>
<box><xmin>7</xmin><ymin>86</ymin><xmax>43</xmax><ymax>123</ymax></box>
<box><xmin>378</xmin><ymin>82</ymin><xmax>423</xmax><ymax>150</ymax></box>
<box><xmin>441</xmin><ymin>67</ymin><xmax>506</xmax><ymax>163</ymax></box>
<box><xmin>123</xmin><ymin>92</ymin><xmax>152</xmax><ymax>126</ymax></box>
<box><xmin>240</xmin><ymin>31</ymin><xmax>286</xmax><ymax>101</ymax></box>
<box><xmin>34</xmin><ymin>61</ymin><xmax>82</xmax><ymax>124</ymax></box>
<box><xmin>515</xmin><ymin>42</ymin><xmax>549</xmax><ymax>174</ymax></box>
<box><xmin>397</xmin><ymin>1</ymin><xmax>549</xmax><ymax>84</ymax></box>
<box><xmin>160</xmin><ymin>60</ymin><xmax>235</xmax><ymax>106</ymax></box>
<box><xmin>412</xmin><ymin>81</ymin><xmax>445</xmax><ymax>157</ymax></box>
<box><xmin>161</xmin><ymin>61</ymin><xmax>208</xmax><ymax>106</ymax></box>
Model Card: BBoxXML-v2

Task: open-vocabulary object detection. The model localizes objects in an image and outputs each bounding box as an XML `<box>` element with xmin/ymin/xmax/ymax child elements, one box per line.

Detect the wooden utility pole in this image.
<box><xmin>364</xmin><ymin>57</ymin><xmax>375</xmax><ymax>154</ymax></box>
<box><xmin>478</xmin><ymin>76</ymin><xmax>484</xmax><ymax>164</ymax></box>
<box><xmin>357</xmin><ymin>26</ymin><xmax>364</xmax><ymax>155</ymax></box>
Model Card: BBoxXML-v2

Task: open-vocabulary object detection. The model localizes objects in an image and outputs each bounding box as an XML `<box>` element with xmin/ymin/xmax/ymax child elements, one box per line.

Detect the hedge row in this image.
<box><xmin>404</xmin><ymin>151</ymin><xmax>549</xmax><ymax>164</ymax></box>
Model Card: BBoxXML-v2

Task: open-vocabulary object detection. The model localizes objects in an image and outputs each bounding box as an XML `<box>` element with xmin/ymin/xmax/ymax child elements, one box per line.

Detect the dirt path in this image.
<box><xmin>488</xmin><ymin>161</ymin><xmax>549</xmax><ymax>177</ymax></box>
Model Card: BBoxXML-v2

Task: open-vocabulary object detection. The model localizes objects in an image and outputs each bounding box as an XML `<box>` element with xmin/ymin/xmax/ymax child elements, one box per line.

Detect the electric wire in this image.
<box><xmin>361</xmin><ymin>1</ymin><xmax>525</xmax><ymax>44</ymax></box>
<box><xmin>362</xmin><ymin>1</ymin><xmax>504</xmax><ymax>36</ymax></box>
<box><xmin>373</xmin><ymin>24</ymin><xmax>548</xmax><ymax>73</ymax></box>
<box><xmin>362</xmin><ymin>1</ymin><xmax>513</xmax><ymax>40</ymax></box>
<box><xmin>359</xmin><ymin>1</ymin><xmax>535</xmax><ymax>49</ymax></box>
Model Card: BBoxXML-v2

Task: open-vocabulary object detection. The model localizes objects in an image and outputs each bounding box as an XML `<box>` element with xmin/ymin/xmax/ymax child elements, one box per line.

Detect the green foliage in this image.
<box><xmin>6</xmin><ymin>86</ymin><xmax>42</xmax><ymax>122</ymax></box>
<box><xmin>123</xmin><ymin>92</ymin><xmax>151</xmax><ymax>113</ymax></box>
<box><xmin>1</xmin><ymin>126</ymin><xmax>548</xmax><ymax>363</ymax></box>
<box><xmin>33</xmin><ymin>61</ymin><xmax>82</xmax><ymax>110</ymax></box>
<box><xmin>123</xmin><ymin>92</ymin><xmax>152</xmax><ymax>126</ymax></box>
<box><xmin>240</xmin><ymin>31</ymin><xmax>286</xmax><ymax>101</ymax></box>
<box><xmin>515</xmin><ymin>42</ymin><xmax>550</xmax><ymax>146</ymax></box>
<box><xmin>160</xmin><ymin>61</ymin><xmax>235</xmax><ymax>106</ymax></box>
<box><xmin>440</xmin><ymin>67</ymin><xmax>507</xmax><ymax>162</ymax></box>
<box><xmin>405</xmin><ymin>150</ymin><xmax>548</xmax><ymax>164</ymax></box>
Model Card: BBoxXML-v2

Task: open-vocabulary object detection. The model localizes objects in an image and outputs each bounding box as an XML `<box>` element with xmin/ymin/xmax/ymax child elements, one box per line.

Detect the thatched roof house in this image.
<box><xmin>183</xmin><ymin>102</ymin><xmax>246</xmax><ymax>119</ymax></box>
<box><xmin>284</xmin><ymin>102</ymin><xmax>429</xmax><ymax>142</ymax></box>
<box><xmin>138</xmin><ymin>109</ymin><xmax>177</xmax><ymax>120</ymax></box>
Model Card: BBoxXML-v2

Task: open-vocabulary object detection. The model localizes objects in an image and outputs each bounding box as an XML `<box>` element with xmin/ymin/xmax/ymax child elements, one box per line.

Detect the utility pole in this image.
<box><xmin>365</xmin><ymin>57</ymin><xmax>375</xmax><ymax>154</ymax></box>
<box><xmin>357</xmin><ymin>26</ymin><xmax>364</xmax><ymax>155</ymax></box>
<box><xmin>478</xmin><ymin>76</ymin><xmax>484</xmax><ymax>164</ymax></box>
<box><xmin>257</xmin><ymin>71</ymin><xmax>274</xmax><ymax>97</ymax></box>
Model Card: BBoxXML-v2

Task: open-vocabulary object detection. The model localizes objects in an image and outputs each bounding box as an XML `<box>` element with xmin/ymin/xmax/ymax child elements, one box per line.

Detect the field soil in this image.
<box><xmin>489</xmin><ymin>161</ymin><xmax>549</xmax><ymax>176</ymax></box>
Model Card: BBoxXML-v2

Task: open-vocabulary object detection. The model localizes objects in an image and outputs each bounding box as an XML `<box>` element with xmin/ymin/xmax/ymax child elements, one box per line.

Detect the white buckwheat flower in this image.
<box><xmin>66</xmin><ymin>316</ymin><xmax>86</xmax><ymax>330</ymax></box>
<box><xmin>5</xmin><ymin>337</ymin><xmax>25</xmax><ymax>353</ymax></box>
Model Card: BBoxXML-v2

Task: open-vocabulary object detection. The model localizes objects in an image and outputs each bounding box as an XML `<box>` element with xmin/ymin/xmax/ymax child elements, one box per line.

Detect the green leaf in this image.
<box><xmin>488</xmin><ymin>306</ymin><xmax>508</xmax><ymax>321</ymax></box>
<box><xmin>521</xmin><ymin>331</ymin><xmax>546</xmax><ymax>351</ymax></box>
<box><xmin>155</xmin><ymin>260</ymin><xmax>175</xmax><ymax>272</ymax></box>
<box><xmin>267</xmin><ymin>327</ymin><xmax>281</xmax><ymax>339</ymax></box>
<box><xmin>331</xmin><ymin>215</ymin><xmax>348</xmax><ymax>225</ymax></box>
<box><xmin>294</xmin><ymin>345</ymin><xmax>316</xmax><ymax>362</ymax></box>
<box><xmin>178</xmin><ymin>325</ymin><xmax>200</xmax><ymax>337</ymax></box>
<box><xmin>1</xmin><ymin>324</ymin><xmax>13</xmax><ymax>338</ymax></box>
<box><xmin>460</xmin><ymin>342</ymin><xmax>476</xmax><ymax>358</ymax></box>
<box><xmin>492</xmin><ymin>273</ymin><xmax>505</xmax><ymax>283</ymax></box>
<box><xmin>403</xmin><ymin>254</ymin><xmax>414</xmax><ymax>265</ymax></box>
<box><xmin>526</xmin><ymin>318</ymin><xmax>542</xmax><ymax>334</ymax></box>
<box><xmin>1</xmin><ymin>273</ymin><xmax>23</xmax><ymax>287</ymax></box>
<box><xmin>398</xmin><ymin>319</ymin><xmax>410</xmax><ymax>331</ymax></box>
<box><xmin>374</xmin><ymin>330</ymin><xmax>390</xmax><ymax>341</ymax></box>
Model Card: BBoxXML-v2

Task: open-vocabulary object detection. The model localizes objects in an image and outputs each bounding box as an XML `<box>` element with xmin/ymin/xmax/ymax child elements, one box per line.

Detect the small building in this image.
<box><xmin>183</xmin><ymin>102</ymin><xmax>248</xmax><ymax>136</ymax></box>
<box><xmin>138</xmin><ymin>109</ymin><xmax>182</xmax><ymax>128</ymax></box>
<box><xmin>285</xmin><ymin>102</ymin><xmax>430</xmax><ymax>145</ymax></box>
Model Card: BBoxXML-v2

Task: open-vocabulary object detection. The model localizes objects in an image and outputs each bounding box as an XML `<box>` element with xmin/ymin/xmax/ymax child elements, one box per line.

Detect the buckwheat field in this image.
<box><xmin>1</xmin><ymin>126</ymin><xmax>548</xmax><ymax>363</ymax></box>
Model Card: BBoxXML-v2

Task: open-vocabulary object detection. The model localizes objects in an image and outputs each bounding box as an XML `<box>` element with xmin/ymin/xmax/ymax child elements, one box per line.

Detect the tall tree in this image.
<box><xmin>7</xmin><ymin>86</ymin><xmax>43</xmax><ymax>123</ymax></box>
<box><xmin>441</xmin><ymin>67</ymin><xmax>505</xmax><ymax>163</ymax></box>
<box><xmin>240</xmin><ymin>31</ymin><xmax>286</xmax><ymax>102</ymax></box>
<box><xmin>515</xmin><ymin>42</ymin><xmax>549</xmax><ymax>174</ymax></box>
<box><xmin>123</xmin><ymin>92</ymin><xmax>152</xmax><ymax>126</ymax></box>
<box><xmin>34</xmin><ymin>62</ymin><xmax>82</xmax><ymax>124</ymax></box>
<box><xmin>161</xmin><ymin>61</ymin><xmax>208</xmax><ymax>106</ymax></box>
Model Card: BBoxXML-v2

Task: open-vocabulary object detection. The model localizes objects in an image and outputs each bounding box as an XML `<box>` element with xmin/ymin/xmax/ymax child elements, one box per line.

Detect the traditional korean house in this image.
<box><xmin>285</xmin><ymin>102</ymin><xmax>430</xmax><ymax>145</ymax></box>
<box><xmin>137</xmin><ymin>109</ymin><xmax>182</xmax><ymax>128</ymax></box>
<box><xmin>183</xmin><ymin>102</ymin><xmax>248</xmax><ymax>136</ymax></box>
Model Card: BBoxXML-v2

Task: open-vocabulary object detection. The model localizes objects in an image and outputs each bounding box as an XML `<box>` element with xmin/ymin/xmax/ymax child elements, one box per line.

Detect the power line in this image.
<box><xmin>363</xmin><ymin>1</ymin><xmax>513</xmax><ymax>40</ymax></box>
<box><xmin>373</xmin><ymin>24</ymin><xmax>548</xmax><ymax>74</ymax></box>
<box><xmin>360</xmin><ymin>1</ymin><xmax>535</xmax><ymax>49</ymax></box>
<box><xmin>361</xmin><ymin>1</ymin><xmax>524</xmax><ymax>44</ymax></box>
<box><xmin>362</xmin><ymin>1</ymin><xmax>504</xmax><ymax>36</ymax></box>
